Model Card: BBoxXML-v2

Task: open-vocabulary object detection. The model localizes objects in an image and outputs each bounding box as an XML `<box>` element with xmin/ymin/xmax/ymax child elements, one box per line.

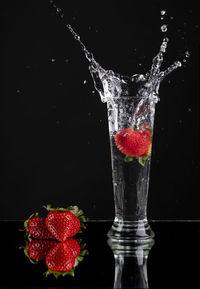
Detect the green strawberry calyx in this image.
<box><xmin>44</xmin><ymin>239</ymin><xmax>89</xmax><ymax>278</ymax></box>
<box><xmin>124</xmin><ymin>154</ymin><xmax>150</xmax><ymax>166</ymax></box>
<box><xmin>44</xmin><ymin>204</ymin><xmax>88</xmax><ymax>231</ymax></box>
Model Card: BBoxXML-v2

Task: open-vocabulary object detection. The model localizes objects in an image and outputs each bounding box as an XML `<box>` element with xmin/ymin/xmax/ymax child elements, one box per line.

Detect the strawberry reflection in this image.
<box><xmin>108</xmin><ymin>239</ymin><xmax>154</xmax><ymax>289</ymax></box>
<box><xmin>21</xmin><ymin>238</ymin><xmax>88</xmax><ymax>277</ymax></box>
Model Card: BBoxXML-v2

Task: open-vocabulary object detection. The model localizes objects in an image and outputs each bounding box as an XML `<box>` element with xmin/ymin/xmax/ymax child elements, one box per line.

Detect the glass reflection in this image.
<box><xmin>108</xmin><ymin>238</ymin><xmax>154</xmax><ymax>289</ymax></box>
<box><xmin>20</xmin><ymin>237</ymin><xmax>88</xmax><ymax>278</ymax></box>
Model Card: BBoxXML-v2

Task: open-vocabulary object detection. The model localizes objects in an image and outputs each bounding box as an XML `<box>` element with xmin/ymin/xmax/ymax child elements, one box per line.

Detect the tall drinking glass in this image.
<box><xmin>100</xmin><ymin>74</ymin><xmax>157</xmax><ymax>244</ymax></box>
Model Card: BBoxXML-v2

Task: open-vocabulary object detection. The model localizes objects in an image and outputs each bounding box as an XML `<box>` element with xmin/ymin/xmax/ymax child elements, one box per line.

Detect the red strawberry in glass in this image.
<box><xmin>115</xmin><ymin>128</ymin><xmax>152</xmax><ymax>158</ymax></box>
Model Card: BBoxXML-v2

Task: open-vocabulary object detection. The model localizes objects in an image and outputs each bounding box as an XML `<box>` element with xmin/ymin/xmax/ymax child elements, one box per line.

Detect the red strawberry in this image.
<box><xmin>24</xmin><ymin>214</ymin><xmax>55</xmax><ymax>239</ymax></box>
<box><xmin>26</xmin><ymin>240</ymin><xmax>57</xmax><ymax>261</ymax></box>
<box><xmin>115</xmin><ymin>128</ymin><xmax>152</xmax><ymax>157</ymax></box>
<box><xmin>45</xmin><ymin>242</ymin><xmax>75</xmax><ymax>272</ymax></box>
<box><xmin>45</xmin><ymin>210</ymin><xmax>80</xmax><ymax>242</ymax></box>
<box><xmin>64</xmin><ymin>238</ymin><xmax>81</xmax><ymax>258</ymax></box>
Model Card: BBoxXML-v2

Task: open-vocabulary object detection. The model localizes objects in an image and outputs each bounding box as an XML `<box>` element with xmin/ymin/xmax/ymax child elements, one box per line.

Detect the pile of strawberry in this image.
<box><xmin>21</xmin><ymin>205</ymin><xmax>88</xmax><ymax>278</ymax></box>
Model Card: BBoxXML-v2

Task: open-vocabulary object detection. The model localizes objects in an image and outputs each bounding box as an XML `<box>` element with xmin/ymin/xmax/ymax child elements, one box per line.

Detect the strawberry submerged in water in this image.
<box><xmin>24</xmin><ymin>213</ymin><xmax>55</xmax><ymax>239</ymax></box>
<box><xmin>45</xmin><ymin>205</ymin><xmax>87</xmax><ymax>242</ymax></box>
<box><xmin>115</xmin><ymin>128</ymin><xmax>152</xmax><ymax>165</ymax></box>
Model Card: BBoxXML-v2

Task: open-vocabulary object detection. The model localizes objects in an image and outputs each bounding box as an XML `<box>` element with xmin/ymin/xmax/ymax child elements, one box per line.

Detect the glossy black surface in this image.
<box><xmin>1</xmin><ymin>221</ymin><xmax>200</xmax><ymax>288</ymax></box>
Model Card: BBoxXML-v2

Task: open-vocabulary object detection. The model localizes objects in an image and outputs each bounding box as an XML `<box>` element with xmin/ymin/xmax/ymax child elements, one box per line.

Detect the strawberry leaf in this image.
<box><xmin>44</xmin><ymin>268</ymin><xmax>75</xmax><ymax>278</ymax></box>
<box><xmin>124</xmin><ymin>155</ymin><xmax>135</xmax><ymax>162</ymax></box>
<box><xmin>138</xmin><ymin>155</ymin><xmax>149</xmax><ymax>166</ymax></box>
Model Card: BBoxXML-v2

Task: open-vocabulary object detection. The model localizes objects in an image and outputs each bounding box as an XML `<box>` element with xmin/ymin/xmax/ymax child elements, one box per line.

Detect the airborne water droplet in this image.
<box><xmin>160</xmin><ymin>10</ymin><xmax>166</xmax><ymax>16</ymax></box>
<box><xmin>185</xmin><ymin>50</ymin><xmax>190</xmax><ymax>58</ymax></box>
<box><xmin>161</xmin><ymin>24</ymin><xmax>167</xmax><ymax>32</ymax></box>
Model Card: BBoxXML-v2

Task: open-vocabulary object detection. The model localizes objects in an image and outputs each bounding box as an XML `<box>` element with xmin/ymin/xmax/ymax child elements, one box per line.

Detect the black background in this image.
<box><xmin>2</xmin><ymin>0</ymin><xmax>199</xmax><ymax>220</ymax></box>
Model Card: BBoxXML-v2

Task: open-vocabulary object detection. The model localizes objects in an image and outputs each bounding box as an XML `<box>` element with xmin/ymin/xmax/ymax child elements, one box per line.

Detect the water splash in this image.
<box><xmin>63</xmin><ymin>19</ymin><xmax>182</xmax><ymax>106</ymax></box>
<box><xmin>49</xmin><ymin>0</ymin><xmax>184</xmax><ymax>129</ymax></box>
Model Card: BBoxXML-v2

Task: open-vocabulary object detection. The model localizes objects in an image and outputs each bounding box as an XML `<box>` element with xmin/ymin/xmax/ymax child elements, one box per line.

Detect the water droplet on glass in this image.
<box><xmin>178</xmin><ymin>119</ymin><xmax>182</xmax><ymax>125</ymax></box>
<box><xmin>161</xmin><ymin>24</ymin><xmax>167</xmax><ymax>32</ymax></box>
<box><xmin>160</xmin><ymin>10</ymin><xmax>166</xmax><ymax>16</ymax></box>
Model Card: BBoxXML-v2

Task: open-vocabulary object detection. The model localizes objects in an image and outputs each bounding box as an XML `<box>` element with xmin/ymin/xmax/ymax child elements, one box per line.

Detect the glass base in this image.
<box><xmin>107</xmin><ymin>219</ymin><xmax>155</xmax><ymax>246</ymax></box>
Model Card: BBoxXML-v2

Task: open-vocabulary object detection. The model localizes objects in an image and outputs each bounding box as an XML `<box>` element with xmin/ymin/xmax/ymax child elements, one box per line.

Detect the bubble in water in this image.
<box><xmin>161</xmin><ymin>24</ymin><xmax>167</xmax><ymax>32</ymax></box>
